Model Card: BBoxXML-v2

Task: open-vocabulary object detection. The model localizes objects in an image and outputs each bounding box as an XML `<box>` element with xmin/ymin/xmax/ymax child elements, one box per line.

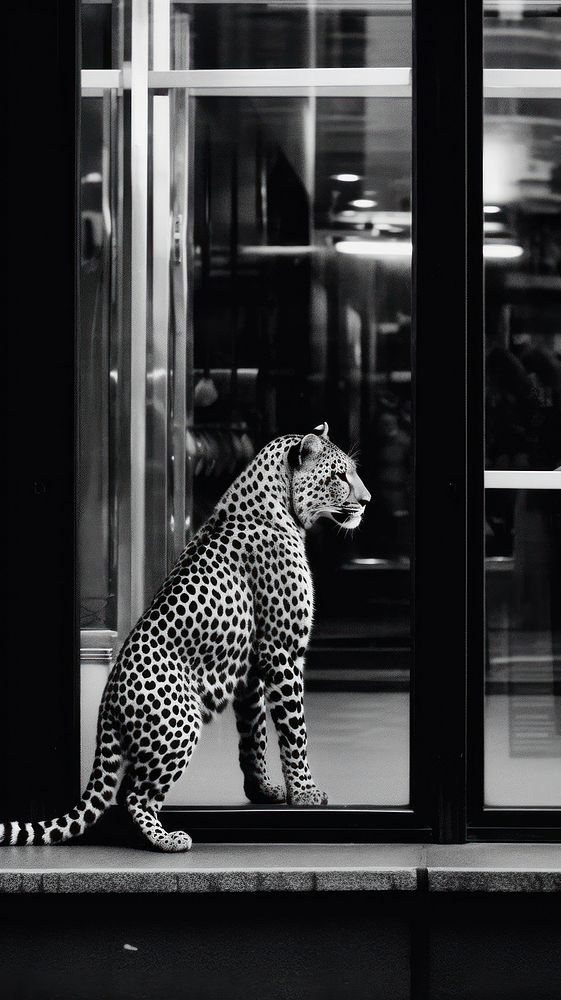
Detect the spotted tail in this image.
<box><xmin>0</xmin><ymin>703</ymin><xmax>122</xmax><ymax>846</ymax></box>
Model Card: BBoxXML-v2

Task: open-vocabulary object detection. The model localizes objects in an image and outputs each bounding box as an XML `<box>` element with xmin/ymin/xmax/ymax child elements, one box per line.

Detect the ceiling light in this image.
<box><xmin>484</xmin><ymin>205</ymin><xmax>502</xmax><ymax>214</ymax></box>
<box><xmin>331</xmin><ymin>173</ymin><xmax>361</xmax><ymax>183</ymax></box>
<box><xmin>483</xmin><ymin>244</ymin><xmax>523</xmax><ymax>259</ymax></box>
<box><xmin>335</xmin><ymin>240</ymin><xmax>412</xmax><ymax>258</ymax></box>
<box><xmin>350</xmin><ymin>199</ymin><xmax>378</xmax><ymax>209</ymax></box>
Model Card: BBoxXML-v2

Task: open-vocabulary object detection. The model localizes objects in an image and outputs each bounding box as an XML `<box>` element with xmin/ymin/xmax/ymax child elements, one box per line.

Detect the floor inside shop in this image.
<box><xmin>160</xmin><ymin>688</ymin><xmax>560</xmax><ymax>810</ymax></box>
<box><xmin>80</xmin><ymin>626</ymin><xmax>560</xmax><ymax>811</ymax></box>
<box><xmin>167</xmin><ymin>691</ymin><xmax>411</xmax><ymax>808</ymax></box>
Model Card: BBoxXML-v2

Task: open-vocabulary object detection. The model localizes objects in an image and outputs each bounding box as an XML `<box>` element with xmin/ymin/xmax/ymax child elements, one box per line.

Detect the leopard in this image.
<box><xmin>1</xmin><ymin>423</ymin><xmax>370</xmax><ymax>852</ymax></box>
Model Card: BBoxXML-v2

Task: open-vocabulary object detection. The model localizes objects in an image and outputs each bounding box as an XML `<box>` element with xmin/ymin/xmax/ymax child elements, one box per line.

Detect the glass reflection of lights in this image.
<box><xmin>335</xmin><ymin>240</ymin><xmax>412</xmax><ymax>257</ymax></box>
<box><xmin>349</xmin><ymin>199</ymin><xmax>378</xmax><ymax>209</ymax></box>
<box><xmin>335</xmin><ymin>241</ymin><xmax>524</xmax><ymax>260</ymax></box>
<box><xmin>331</xmin><ymin>173</ymin><xmax>361</xmax><ymax>182</ymax></box>
<box><xmin>483</xmin><ymin>243</ymin><xmax>524</xmax><ymax>259</ymax></box>
<box><xmin>483</xmin><ymin>205</ymin><xmax>501</xmax><ymax>214</ymax></box>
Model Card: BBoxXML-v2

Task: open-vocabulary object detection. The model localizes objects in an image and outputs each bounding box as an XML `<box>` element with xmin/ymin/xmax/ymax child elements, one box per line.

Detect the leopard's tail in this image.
<box><xmin>0</xmin><ymin>701</ymin><xmax>123</xmax><ymax>846</ymax></box>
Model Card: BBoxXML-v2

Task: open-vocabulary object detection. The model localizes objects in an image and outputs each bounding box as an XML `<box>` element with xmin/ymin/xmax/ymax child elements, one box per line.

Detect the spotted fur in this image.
<box><xmin>1</xmin><ymin>424</ymin><xmax>370</xmax><ymax>852</ymax></box>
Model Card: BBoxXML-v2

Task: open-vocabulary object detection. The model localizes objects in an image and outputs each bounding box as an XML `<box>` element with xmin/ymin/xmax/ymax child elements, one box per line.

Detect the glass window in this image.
<box><xmin>168</xmin><ymin>92</ymin><xmax>411</xmax><ymax>806</ymax></box>
<box><xmin>485</xmin><ymin>489</ymin><xmax>561</xmax><ymax>808</ymax></box>
<box><xmin>79</xmin><ymin>88</ymin><xmax>121</xmax><ymax>778</ymax></box>
<box><xmin>71</xmin><ymin>0</ymin><xmax>561</xmax><ymax>843</ymax></box>
<box><xmin>170</xmin><ymin>3</ymin><xmax>411</xmax><ymax>71</ymax></box>
<box><xmin>484</xmin><ymin>1</ymin><xmax>561</xmax><ymax>809</ymax></box>
<box><xmin>79</xmin><ymin>2</ymin><xmax>413</xmax><ymax>813</ymax></box>
<box><xmin>81</xmin><ymin>0</ymin><xmax>113</xmax><ymax>70</ymax></box>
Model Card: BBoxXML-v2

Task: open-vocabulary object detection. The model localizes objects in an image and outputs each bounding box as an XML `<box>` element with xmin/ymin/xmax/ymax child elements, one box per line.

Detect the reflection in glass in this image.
<box><xmin>81</xmin><ymin>1</ymin><xmax>113</xmax><ymax>70</ymax></box>
<box><xmin>166</xmin><ymin>93</ymin><xmax>412</xmax><ymax>806</ymax></box>
<box><xmin>79</xmin><ymin>97</ymin><xmax>115</xmax><ymax>632</ymax></box>
<box><xmin>484</xmin><ymin>3</ymin><xmax>561</xmax><ymax>71</ymax></box>
<box><xmin>484</xmin><ymin>5</ymin><xmax>561</xmax><ymax>809</ymax></box>
<box><xmin>484</xmin><ymin>10</ymin><xmax>561</xmax><ymax>473</ymax></box>
<box><xmin>485</xmin><ymin>490</ymin><xmax>561</xmax><ymax>807</ymax></box>
<box><xmin>171</xmin><ymin>3</ymin><xmax>411</xmax><ymax>71</ymax></box>
<box><xmin>483</xmin><ymin>98</ymin><xmax>561</xmax><ymax>474</ymax></box>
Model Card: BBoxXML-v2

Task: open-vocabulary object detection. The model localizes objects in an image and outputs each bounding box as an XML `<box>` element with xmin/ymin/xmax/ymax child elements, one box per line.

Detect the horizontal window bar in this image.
<box><xmin>80</xmin><ymin>67</ymin><xmax>561</xmax><ymax>97</ymax></box>
<box><xmin>81</xmin><ymin>69</ymin><xmax>121</xmax><ymax>94</ymax></box>
<box><xmin>148</xmin><ymin>67</ymin><xmax>412</xmax><ymax>95</ymax></box>
<box><xmin>484</xmin><ymin>68</ymin><xmax>561</xmax><ymax>97</ymax></box>
<box><xmin>80</xmin><ymin>68</ymin><xmax>412</xmax><ymax>95</ymax></box>
<box><xmin>485</xmin><ymin>470</ymin><xmax>561</xmax><ymax>490</ymax></box>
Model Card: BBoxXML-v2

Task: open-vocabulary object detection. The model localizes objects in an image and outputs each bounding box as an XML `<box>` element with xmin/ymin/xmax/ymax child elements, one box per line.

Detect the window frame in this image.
<box><xmin>466</xmin><ymin>5</ymin><xmax>561</xmax><ymax>843</ymax></box>
<box><xmin>10</xmin><ymin>0</ymin><xmax>560</xmax><ymax>846</ymax></box>
<box><xmin>94</xmin><ymin>0</ymin><xmax>474</xmax><ymax>844</ymax></box>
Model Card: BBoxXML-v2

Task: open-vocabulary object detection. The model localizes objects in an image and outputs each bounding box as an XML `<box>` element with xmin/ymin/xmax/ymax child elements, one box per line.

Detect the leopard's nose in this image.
<box><xmin>350</xmin><ymin>470</ymin><xmax>371</xmax><ymax>506</ymax></box>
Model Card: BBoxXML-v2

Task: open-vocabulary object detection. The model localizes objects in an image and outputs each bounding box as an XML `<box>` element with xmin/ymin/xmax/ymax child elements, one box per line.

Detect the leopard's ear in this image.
<box><xmin>298</xmin><ymin>432</ymin><xmax>325</xmax><ymax>468</ymax></box>
<box><xmin>313</xmin><ymin>422</ymin><xmax>329</xmax><ymax>440</ymax></box>
<box><xmin>287</xmin><ymin>427</ymin><xmax>327</xmax><ymax>470</ymax></box>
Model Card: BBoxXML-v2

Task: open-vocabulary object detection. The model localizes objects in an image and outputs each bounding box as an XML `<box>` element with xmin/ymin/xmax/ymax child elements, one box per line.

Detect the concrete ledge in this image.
<box><xmin>426</xmin><ymin>844</ymin><xmax>561</xmax><ymax>893</ymax></box>
<box><xmin>428</xmin><ymin>870</ymin><xmax>561</xmax><ymax>892</ymax></box>
<box><xmin>0</xmin><ymin>843</ymin><xmax>559</xmax><ymax>893</ymax></box>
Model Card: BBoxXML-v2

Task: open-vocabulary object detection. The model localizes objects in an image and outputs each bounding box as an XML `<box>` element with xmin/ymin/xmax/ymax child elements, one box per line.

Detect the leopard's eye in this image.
<box><xmin>335</xmin><ymin>471</ymin><xmax>348</xmax><ymax>484</ymax></box>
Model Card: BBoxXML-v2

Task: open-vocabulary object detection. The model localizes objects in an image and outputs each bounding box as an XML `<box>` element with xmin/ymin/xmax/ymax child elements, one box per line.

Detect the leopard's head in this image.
<box><xmin>287</xmin><ymin>423</ymin><xmax>371</xmax><ymax>530</ymax></box>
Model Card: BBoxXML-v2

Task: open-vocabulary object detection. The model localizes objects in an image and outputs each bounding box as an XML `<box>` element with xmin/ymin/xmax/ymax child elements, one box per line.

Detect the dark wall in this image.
<box><xmin>2</xmin><ymin>1</ymin><xmax>79</xmax><ymax>818</ymax></box>
<box><xmin>427</xmin><ymin>894</ymin><xmax>561</xmax><ymax>1000</ymax></box>
<box><xmin>2</xmin><ymin>892</ymin><xmax>560</xmax><ymax>1000</ymax></box>
<box><xmin>2</xmin><ymin>893</ymin><xmax>410</xmax><ymax>1000</ymax></box>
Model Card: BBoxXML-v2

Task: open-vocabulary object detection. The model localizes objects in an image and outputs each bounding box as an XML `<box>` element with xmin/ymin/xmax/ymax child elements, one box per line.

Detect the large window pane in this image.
<box><xmin>167</xmin><ymin>91</ymin><xmax>412</xmax><ymax>806</ymax></box>
<box><xmin>484</xmin><ymin>1</ymin><xmax>561</xmax><ymax>809</ymax></box>
<box><xmin>79</xmin><ymin>1</ymin><xmax>412</xmax><ymax>813</ymax></box>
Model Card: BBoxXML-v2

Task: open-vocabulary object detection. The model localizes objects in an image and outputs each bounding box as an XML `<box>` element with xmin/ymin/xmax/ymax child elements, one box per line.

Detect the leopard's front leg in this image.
<box><xmin>234</xmin><ymin>667</ymin><xmax>286</xmax><ymax>804</ymax></box>
<box><xmin>261</xmin><ymin>645</ymin><xmax>328</xmax><ymax>806</ymax></box>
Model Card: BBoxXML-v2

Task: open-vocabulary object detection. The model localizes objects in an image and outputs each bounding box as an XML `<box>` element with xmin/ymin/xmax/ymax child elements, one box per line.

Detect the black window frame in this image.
<box><xmin>5</xmin><ymin>0</ymin><xmax>560</xmax><ymax>847</ymax></box>
<box><xmin>466</xmin><ymin>4</ymin><xmax>561</xmax><ymax>844</ymax></box>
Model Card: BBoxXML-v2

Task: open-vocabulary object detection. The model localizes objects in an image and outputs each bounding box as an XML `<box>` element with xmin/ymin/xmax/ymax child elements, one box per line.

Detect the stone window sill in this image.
<box><xmin>1</xmin><ymin>843</ymin><xmax>560</xmax><ymax>893</ymax></box>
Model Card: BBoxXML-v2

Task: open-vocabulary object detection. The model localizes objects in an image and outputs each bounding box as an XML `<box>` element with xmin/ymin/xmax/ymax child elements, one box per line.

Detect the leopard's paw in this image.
<box><xmin>288</xmin><ymin>786</ymin><xmax>329</xmax><ymax>806</ymax></box>
<box><xmin>156</xmin><ymin>830</ymin><xmax>192</xmax><ymax>853</ymax></box>
<box><xmin>244</xmin><ymin>780</ymin><xmax>286</xmax><ymax>805</ymax></box>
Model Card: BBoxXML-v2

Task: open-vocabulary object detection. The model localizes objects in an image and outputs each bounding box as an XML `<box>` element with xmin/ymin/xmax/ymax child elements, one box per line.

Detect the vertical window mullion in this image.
<box><xmin>413</xmin><ymin>0</ymin><xmax>482</xmax><ymax>843</ymax></box>
<box><xmin>466</xmin><ymin>0</ymin><xmax>485</xmax><ymax>836</ymax></box>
